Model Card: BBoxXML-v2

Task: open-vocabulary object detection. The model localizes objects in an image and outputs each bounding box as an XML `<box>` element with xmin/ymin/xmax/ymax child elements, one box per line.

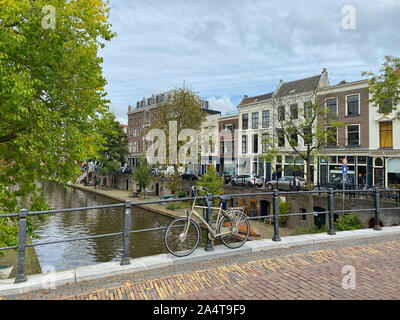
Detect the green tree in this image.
<box><xmin>96</xmin><ymin>114</ymin><xmax>128</xmax><ymax>176</ymax></box>
<box><xmin>132</xmin><ymin>155</ymin><xmax>152</xmax><ymax>198</ymax></box>
<box><xmin>196</xmin><ymin>165</ymin><xmax>224</xmax><ymax>205</ymax></box>
<box><xmin>148</xmin><ymin>86</ymin><xmax>207</xmax><ymax>193</ymax></box>
<box><xmin>363</xmin><ymin>56</ymin><xmax>400</xmax><ymax>118</ymax></box>
<box><xmin>262</xmin><ymin>97</ymin><xmax>342</xmax><ymax>189</ymax></box>
<box><xmin>0</xmin><ymin>0</ymin><xmax>115</xmax><ymax>249</ymax></box>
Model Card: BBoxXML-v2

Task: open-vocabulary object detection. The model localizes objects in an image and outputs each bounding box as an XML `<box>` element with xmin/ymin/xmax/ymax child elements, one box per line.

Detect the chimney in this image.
<box><xmin>322</xmin><ymin>68</ymin><xmax>327</xmax><ymax>73</ymax></box>
<box><xmin>128</xmin><ymin>104</ymin><xmax>131</xmax><ymax>112</ymax></box>
<box><xmin>244</xmin><ymin>95</ymin><xmax>248</xmax><ymax>98</ymax></box>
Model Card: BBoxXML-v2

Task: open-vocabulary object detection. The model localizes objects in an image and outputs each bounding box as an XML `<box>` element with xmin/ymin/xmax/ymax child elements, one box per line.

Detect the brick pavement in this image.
<box><xmin>3</xmin><ymin>234</ymin><xmax>400</xmax><ymax>300</ymax></box>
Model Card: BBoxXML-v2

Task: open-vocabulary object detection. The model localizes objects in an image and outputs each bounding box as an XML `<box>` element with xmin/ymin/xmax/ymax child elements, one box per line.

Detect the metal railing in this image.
<box><xmin>1</xmin><ymin>187</ymin><xmax>400</xmax><ymax>284</ymax></box>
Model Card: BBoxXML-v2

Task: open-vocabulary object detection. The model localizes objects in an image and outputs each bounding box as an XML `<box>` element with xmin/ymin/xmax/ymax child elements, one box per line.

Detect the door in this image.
<box><xmin>320</xmin><ymin>164</ymin><xmax>327</xmax><ymax>186</ymax></box>
<box><xmin>155</xmin><ymin>183</ymin><xmax>159</xmax><ymax>196</ymax></box>
<box><xmin>249</xmin><ymin>200</ymin><xmax>257</xmax><ymax>217</ymax></box>
<box><xmin>374</xmin><ymin>168</ymin><xmax>384</xmax><ymax>186</ymax></box>
<box><xmin>260</xmin><ymin>200</ymin><xmax>270</xmax><ymax>218</ymax></box>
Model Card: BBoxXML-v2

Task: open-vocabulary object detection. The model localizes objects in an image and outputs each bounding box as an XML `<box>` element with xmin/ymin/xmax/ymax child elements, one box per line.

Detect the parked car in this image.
<box><xmin>180</xmin><ymin>171</ymin><xmax>199</xmax><ymax>181</ymax></box>
<box><xmin>219</xmin><ymin>173</ymin><xmax>233</xmax><ymax>184</ymax></box>
<box><xmin>265</xmin><ymin>176</ymin><xmax>307</xmax><ymax>191</ymax></box>
<box><xmin>231</xmin><ymin>175</ymin><xmax>263</xmax><ymax>187</ymax></box>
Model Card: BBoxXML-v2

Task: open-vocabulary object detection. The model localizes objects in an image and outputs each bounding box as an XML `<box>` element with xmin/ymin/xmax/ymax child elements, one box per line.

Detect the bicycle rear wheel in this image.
<box><xmin>164</xmin><ymin>217</ymin><xmax>200</xmax><ymax>257</ymax></box>
<box><xmin>218</xmin><ymin>211</ymin><xmax>249</xmax><ymax>249</ymax></box>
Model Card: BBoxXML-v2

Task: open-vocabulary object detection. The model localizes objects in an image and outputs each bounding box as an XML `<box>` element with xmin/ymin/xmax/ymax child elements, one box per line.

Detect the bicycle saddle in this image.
<box><xmin>218</xmin><ymin>195</ymin><xmax>231</xmax><ymax>202</ymax></box>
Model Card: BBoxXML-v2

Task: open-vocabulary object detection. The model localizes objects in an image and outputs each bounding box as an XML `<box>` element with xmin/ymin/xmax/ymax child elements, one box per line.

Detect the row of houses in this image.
<box><xmin>126</xmin><ymin>69</ymin><xmax>400</xmax><ymax>188</ymax></box>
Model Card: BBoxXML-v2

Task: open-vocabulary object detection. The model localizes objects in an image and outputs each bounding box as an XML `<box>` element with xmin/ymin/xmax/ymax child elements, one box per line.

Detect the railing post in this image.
<box><xmin>327</xmin><ymin>188</ymin><xmax>336</xmax><ymax>235</ymax></box>
<box><xmin>15</xmin><ymin>209</ymin><xmax>28</xmax><ymax>283</ymax></box>
<box><xmin>205</xmin><ymin>193</ymin><xmax>214</xmax><ymax>251</ymax></box>
<box><xmin>373</xmin><ymin>188</ymin><xmax>382</xmax><ymax>231</ymax></box>
<box><xmin>121</xmin><ymin>200</ymin><xmax>131</xmax><ymax>266</ymax></box>
<box><xmin>272</xmin><ymin>189</ymin><xmax>281</xmax><ymax>242</ymax></box>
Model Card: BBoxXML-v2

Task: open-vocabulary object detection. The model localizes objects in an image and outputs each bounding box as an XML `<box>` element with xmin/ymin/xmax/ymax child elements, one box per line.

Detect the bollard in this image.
<box><xmin>15</xmin><ymin>209</ymin><xmax>28</xmax><ymax>283</ymax></box>
<box><xmin>121</xmin><ymin>200</ymin><xmax>132</xmax><ymax>266</ymax></box>
<box><xmin>205</xmin><ymin>193</ymin><xmax>214</xmax><ymax>251</ymax></box>
<box><xmin>373</xmin><ymin>188</ymin><xmax>382</xmax><ymax>231</ymax></box>
<box><xmin>327</xmin><ymin>188</ymin><xmax>336</xmax><ymax>235</ymax></box>
<box><xmin>272</xmin><ymin>189</ymin><xmax>281</xmax><ymax>242</ymax></box>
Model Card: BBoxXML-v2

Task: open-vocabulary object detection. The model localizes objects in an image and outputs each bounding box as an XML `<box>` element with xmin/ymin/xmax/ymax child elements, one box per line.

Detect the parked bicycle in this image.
<box><xmin>163</xmin><ymin>186</ymin><xmax>250</xmax><ymax>257</ymax></box>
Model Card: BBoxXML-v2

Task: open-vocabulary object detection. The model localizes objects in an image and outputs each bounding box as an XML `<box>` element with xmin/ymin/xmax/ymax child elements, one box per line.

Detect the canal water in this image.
<box><xmin>32</xmin><ymin>182</ymin><xmax>202</xmax><ymax>272</ymax></box>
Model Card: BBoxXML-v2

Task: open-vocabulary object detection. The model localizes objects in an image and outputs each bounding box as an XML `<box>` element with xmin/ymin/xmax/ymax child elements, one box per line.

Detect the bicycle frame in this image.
<box><xmin>184</xmin><ymin>195</ymin><xmax>234</xmax><ymax>239</ymax></box>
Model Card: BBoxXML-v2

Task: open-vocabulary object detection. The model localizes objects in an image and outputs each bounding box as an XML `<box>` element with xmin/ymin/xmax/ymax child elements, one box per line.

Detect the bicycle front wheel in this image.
<box><xmin>218</xmin><ymin>211</ymin><xmax>250</xmax><ymax>249</ymax></box>
<box><xmin>164</xmin><ymin>217</ymin><xmax>200</xmax><ymax>257</ymax></box>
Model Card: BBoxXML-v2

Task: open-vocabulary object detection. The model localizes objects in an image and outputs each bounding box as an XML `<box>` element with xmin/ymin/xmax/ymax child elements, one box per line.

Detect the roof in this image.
<box><xmin>204</xmin><ymin>109</ymin><xmax>221</xmax><ymax>116</ymax></box>
<box><xmin>275</xmin><ymin>75</ymin><xmax>322</xmax><ymax>98</ymax></box>
<box><xmin>239</xmin><ymin>92</ymin><xmax>274</xmax><ymax>106</ymax></box>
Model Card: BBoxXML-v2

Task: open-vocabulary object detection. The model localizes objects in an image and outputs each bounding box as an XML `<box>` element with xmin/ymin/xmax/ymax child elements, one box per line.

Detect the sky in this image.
<box><xmin>99</xmin><ymin>0</ymin><xmax>400</xmax><ymax>124</ymax></box>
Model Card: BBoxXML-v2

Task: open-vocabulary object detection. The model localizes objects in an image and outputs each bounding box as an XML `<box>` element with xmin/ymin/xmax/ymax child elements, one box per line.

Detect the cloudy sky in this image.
<box><xmin>100</xmin><ymin>0</ymin><xmax>400</xmax><ymax>124</ymax></box>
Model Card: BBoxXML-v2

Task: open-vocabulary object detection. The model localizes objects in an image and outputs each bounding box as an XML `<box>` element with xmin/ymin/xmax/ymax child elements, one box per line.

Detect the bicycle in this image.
<box><xmin>163</xmin><ymin>186</ymin><xmax>250</xmax><ymax>257</ymax></box>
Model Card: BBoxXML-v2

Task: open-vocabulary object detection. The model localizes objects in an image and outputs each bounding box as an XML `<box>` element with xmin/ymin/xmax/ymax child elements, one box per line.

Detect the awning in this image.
<box><xmin>388</xmin><ymin>158</ymin><xmax>400</xmax><ymax>173</ymax></box>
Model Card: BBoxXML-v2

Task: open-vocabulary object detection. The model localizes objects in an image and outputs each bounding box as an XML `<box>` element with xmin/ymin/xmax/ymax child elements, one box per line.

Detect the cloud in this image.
<box><xmin>207</xmin><ymin>96</ymin><xmax>236</xmax><ymax>115</ymax></box>
<box><xmin>101</xmin><ymin>0</ymin><xmax>400</xmax><ymax>121</ymax></box>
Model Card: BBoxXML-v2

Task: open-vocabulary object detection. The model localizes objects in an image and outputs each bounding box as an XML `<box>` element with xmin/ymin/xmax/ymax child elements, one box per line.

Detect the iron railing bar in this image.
<box><xmin>26</xmin><ymin>203</ymin><xmax>125</xmax><ymax>216</ymax></box>
<box><xmin>0</xmin><ymin>245</ymin><xmax>18</xmax><ymax>250</ymax></box>
<box><xmin>0</xmin><ymin>213</ymin><xmax>19</xmax><ymax>218</ymax></box>
<box><xmin>26</xmin><ymin>232</ymin><xmax>124</xmax><ymax>247</ymax></box>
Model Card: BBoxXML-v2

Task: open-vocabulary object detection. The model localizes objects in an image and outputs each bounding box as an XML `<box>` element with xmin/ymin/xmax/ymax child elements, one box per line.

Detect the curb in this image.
<box><xmin>1</xmin><ymin>226</ymin><xmax>400</xmax><ymax>296</ymax></box>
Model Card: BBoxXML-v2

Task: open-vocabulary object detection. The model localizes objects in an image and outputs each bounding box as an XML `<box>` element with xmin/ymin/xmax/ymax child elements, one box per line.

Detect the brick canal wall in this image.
<box><xmin>221</xmin><ymin>185</ymin><xmax>400</xmax><ymax>229</ymax></box>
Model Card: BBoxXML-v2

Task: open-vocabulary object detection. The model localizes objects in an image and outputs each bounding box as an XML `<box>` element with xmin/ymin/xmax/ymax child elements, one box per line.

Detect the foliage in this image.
<box><xmin>96</xmin><ymin>114</ymin><xmax>128</xmax><ymax>175</ymax></box>
<box><xmin>196</xmin><ymin>165</ymin><xmax>224</xmax><ymax>205</ymax></box>
<box><xmin>0</xmin><ymin>0</ymin><xmax>115</xmax><ymax>247</ymax></box>
<box><xmin>335</xmin><ymin>214</ymin><xmax>363</xmax><ymax>231</ymax></box>
<box><xmin>363</xmin><ymin>56</ymin><xmax>400</xmax><ymax>119</ymax></box>
<box><xmin>132</xmin><ymin>155</ymin><xmax>152</xmax><ymax>198</ymax></box>
<box><xmin>278</xmin><ymin>197</ymin><xmax>291</xmax><ymax>226</ymax></box>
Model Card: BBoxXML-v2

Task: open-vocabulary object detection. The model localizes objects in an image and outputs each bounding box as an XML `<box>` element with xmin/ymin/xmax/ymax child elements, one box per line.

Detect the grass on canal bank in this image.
<box><xmin>0</xmin><ymin>237</ymin><xmax>42</xmax><ymax>279</ymax></box>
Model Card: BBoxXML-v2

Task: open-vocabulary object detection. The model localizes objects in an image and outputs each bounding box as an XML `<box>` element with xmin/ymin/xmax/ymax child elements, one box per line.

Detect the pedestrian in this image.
<box><xmin>272</xmin><ymin>171</ymin><xmax>276</xmax><ymax>181</ymax></box>
<box><xmin>94</xmin><ymin>179</ymin><xmax>97</xmax><ymax>189</ymax></box>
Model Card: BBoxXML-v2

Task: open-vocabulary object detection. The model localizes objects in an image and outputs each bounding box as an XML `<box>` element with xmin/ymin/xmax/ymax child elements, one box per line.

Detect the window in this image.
<box><xmin>134</xmin><ymin>129</ymin><xmax>137</xmax><ymax>137</ymax></box>
<box><xmin>253</xmin><ymin>134</ymin><xmax>258</xmax><ymax>154</ymax></box>
<box><xmin>242</xmin><ymin>114</ymin><xmax>248</xmax><ymax>130</ymax></box>
<box><xmin>304</xmin><ymin>101</ymin><xmax>313</xmax><ymax>119</ymax></box>
<box><xmin>129</xmin><ymin>129</ymin><xmax>132</xmax><ymax>137</ymax></box>
<box><xmin>262</xmin><ymin>110</ymin><xmax>270</xmax><ymax>128</ymax></box>
<box><xmin>278</xmin><ymin>106</ymin><xmax>285</xmax><ymax>121</ymax></box>
<box><xmin>379</xmin><ymin>98</ymin><xmax>393</xmax><ymax>114</ymax></box>
<box><xmin>277</xmin><ymin>129</ymin><xmax>285</xmax><ymax>147</ymax></box>
<box><xmin>133</xmin><ymin>141</ymin><xmax>137</xmax><ymax>153</ymax></box>
<box><xmin>252</xmin><ymin>112</ymin><xmax>259</xmax><ymax>129</ymax></box>
<box><xmin>347</xmin><ymin>125</ymin><xmax>360</xmax><ymax>146</ymax></box>
<box><xmin>242</xmin><ymin>135</ymin><xmax>247</xmax><ymax>154</ymax></box>
<box><xmin>223</xmin><ymin>123</ymin><xmax>235</xmax><ymax>132</ymax></box>
<box><xmin>222</xmin><ymin>141</ymin><xmax>234</xmax><ymax>155</ymax></box>
<box><xmin>262</xmin><ymin>133</ymin><xmax>269</xmax><ymax>153</ymax></box>
<box><xmin>326</xmin><ymin>98</ymin><xmax>337</xmax><ymax>117</ymax></box>
<box><xmin>346</xmin><ymin>94</ymin><xmax>359</xmax><ymax>116</ymax></box>
<box><xmin>379</xmin><ymin>122</ymin><xmax>393</xmax><ymax>148</ymax></box>
<box><xmin>290</xmin><ymin>104</ymin><xmax>298</xmax><ymax>119</ymax></box>
<box><xmin>326</xmin><ymin>126</ymin><xmax>337</xmax><ymax>147</ymax></box>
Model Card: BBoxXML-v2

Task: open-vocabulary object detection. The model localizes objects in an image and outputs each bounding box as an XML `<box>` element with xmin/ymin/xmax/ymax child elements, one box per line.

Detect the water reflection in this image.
<box><xmin>33</xmin><ymin>182</ymin><xmax>177</xmax><ymax>271</ymax></box>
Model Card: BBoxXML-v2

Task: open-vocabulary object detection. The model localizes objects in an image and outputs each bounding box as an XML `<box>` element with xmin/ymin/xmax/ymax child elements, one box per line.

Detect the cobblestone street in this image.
<box><xmin>3</xmin><ymin>234</ymin><xmax>400</xmax><ymax>300</ymax></box>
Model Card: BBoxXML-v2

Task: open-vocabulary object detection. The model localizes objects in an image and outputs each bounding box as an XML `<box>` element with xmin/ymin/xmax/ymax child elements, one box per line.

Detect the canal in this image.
<box><xmin>31</xmin><ymin>182</ymin><xmax>199</xmax><ymax>272</ymax></box>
